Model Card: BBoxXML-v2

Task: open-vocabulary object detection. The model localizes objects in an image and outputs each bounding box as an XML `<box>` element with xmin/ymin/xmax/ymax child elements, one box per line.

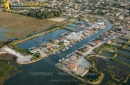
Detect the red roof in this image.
<box><xmin>48</xmin><ymin>47</ymin><xmax>53</xmax><ymax>50</ymax></box>
<box><xmin>94</xmin><ymin>40</ymin><xmax>101</xmax><ymax>44</ymax></box>
<box><xmin>87</xmin><ymin>47</ymin><xmax>90</xmax><ymax>50</ymax></box>
<box><xmin>108</xmin><ymin>32</ymin><xmax>112</xmax><ymax>34</ymax></box>
<box><xmin>115</xmin><ymin>31</ymin><xmax>120</xmax><ymax>35</ymax></box>
<box><xmin>88</xmin><ymin>29</ymin><xmax>93</xmax><ymax>31</ymax></box>
<box><xmin>46</xmin><ymin>42</ymin><xmax>51</xmax><ymax>46</ymax></box>
<box><xmin>70</xmin><ymin>64</ymin><xmax>77</xmax><ymax>69</ymax></box>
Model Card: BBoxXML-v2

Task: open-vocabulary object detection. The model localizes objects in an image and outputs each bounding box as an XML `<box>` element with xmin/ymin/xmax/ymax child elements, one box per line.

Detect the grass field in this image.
<box><xmin>0</xmin><ymin>9</ymin><xmax>60</xmax><ymax>38</ymax></box>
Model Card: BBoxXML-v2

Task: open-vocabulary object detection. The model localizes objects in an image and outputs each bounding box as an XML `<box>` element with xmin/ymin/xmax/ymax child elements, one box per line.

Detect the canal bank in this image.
<box><xmin>3</xmin><ymin>19</ymin><xmax>115</xmax><ymax>85</ymax></box>
<box><xmin>16</xmin><ymin>29</ymin><xmax>70</xmax><ymax>49</ymax></box>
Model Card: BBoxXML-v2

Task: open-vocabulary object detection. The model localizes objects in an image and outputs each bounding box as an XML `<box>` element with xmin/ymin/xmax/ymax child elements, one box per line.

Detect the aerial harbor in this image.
<box><xmin>0</xmin><ymin>0</ymin><xmax>130</xmax><ymax>85</ymax></box>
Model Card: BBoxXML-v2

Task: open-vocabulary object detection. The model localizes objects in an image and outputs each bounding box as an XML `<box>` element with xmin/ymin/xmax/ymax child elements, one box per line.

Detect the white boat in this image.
<box><xmin>65</xmin><ymin>47</ymin><xmax>69</xmax><ymax>49</ymax></box>
<box><xmin>70</xmin><ymin>45</ymin><xmax>73</xmax><ymax>47</ymax></box>
<box><xmin>62</xmin><ymin>48</ymin><xmax>66</xmax><ymax>51</ymax></box>
<box><xmin>59</xmin><ymin>59</ymin><xmax>61</xmax><ymax>62</ymax></box>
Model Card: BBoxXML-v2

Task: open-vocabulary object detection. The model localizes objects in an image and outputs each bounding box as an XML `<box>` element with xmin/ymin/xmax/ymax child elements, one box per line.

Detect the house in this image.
<box><xmin>128</xmin><ymin>26</ymin><xmax>130</xmax><ymax>29</ymax></box>
<box><xmin>112</xmin><ymin>35</ymin><xmax>118</xmax><ymax>39</ymax></box>
<box><xmin>115</xmin><ymin>13</ymin><xmax>120</xmax><ymax>17</ymax></box>
<box><xmin>117</xmin><ymin>39</ymin><xmax>125</xmax><ymax>44</ymax></box>
<box><xmin>97</xmin><ymin>20</ymin><xmax>105</xmax><ymax>26</ymax></box>
<box><xmin>39</xmin><ymin>52</ymin><xmax>47</xmax><ymax>57</ymax></box>
<box><xmin>106</xmin><ymin>40</ymin><xmax>112</xmax><ymax>44</ymax></box>
<box><xmin>90</xmin><ymin>42</ymin><xmax>96</xmax><ymax>46</ymax></box>
<box><xmin>76</xmin><ymin>54</ymin><xmax>81</xmax><ymax>60</ymax></box>
<box><xmin>0</xmin><ymin>4</ymin><xmax>4</xmax><ymax>8</ymax></box>
<box><xmin>127</xmin><ymin>20</ymin><xmax>130</xmax><ymax>24</ymax></box>
<box><xmin>40</xmin><ymin>8</ymin><xmax>45</xmax><ymax>12</ymax></box>
<box><xmin>48</xmin><ymin>47</ymin><xmax>53</xmax><ymax>51</ymax></box>
<box><xmin>86</xmin><ymin>47</ymin><xmax>90</xmax><ymax>51</ymax></box>
<box><xmin>76</xmin><ymin>51</ymin><xmax>84</xmax><ymax>56</ymax></box>
<box><xmin>121</xmin><ymin>30</ymin><xmax>129</xmax><ymax>34</ymax></box>
<box><xmin>70</xmin><ymin>63</ymin><xmax>77</xmax><ymax>71</ymax></box>
<box><xmin>115</xmin><ymin>31</ymin><xmax>120</xmax><ymax>35</ymax></box>
<box><xmin>94</xmin><ymin>40</ymin><xmax>101</xmax><ymax>44</ymax></box>
<box><xmin>73</xmin><ymin>14</ymin><xmax>78</xmax><ymax>18</ymax></box>
<box><xmin>108</xmin><ymin>32</ymin><xmax>112</xmax><ymax>35</ymax></box>
<box><xmin>118</xmin><ymin>15</ymin><xmax>124</xmax><ymax>20</ymax></box>
<box><xmin>63</xmin><ymin>40</ymin><xmax>70</xmax><ymax>46</ymax></box>
<box><xmin>88</xmin><ymin>28</ymin><xmax>93</xmax><ymax>32</ymax></box>
<box><xmin>29</xmin><ymin>47</ymin><xmax>40</xmax><ymax>53</ymax></box>
<box><xmin>46</xmin><ymin>42</ymin><xmax>52</xmax><ymax>46</ymax></box>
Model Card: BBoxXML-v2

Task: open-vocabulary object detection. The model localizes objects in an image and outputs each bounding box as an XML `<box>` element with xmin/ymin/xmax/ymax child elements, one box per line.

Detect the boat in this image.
<box><xmin>59</xmin><ymin>59</ymin><xmax>61</xmax><ymax>62</ymax></box>
<box><xmin>70</xmin><ymin>45</ymin><xmax>73</xmax><ymax>47</ymax></box>
<box><xmin>62</xmin><ymin>48</ymin><xmax>66</xmax><ymax>51</ymax></box>
<box><xmin>65</xmin><ymin>47</ymin><xmax>69</xmax><ymax>49</ymax></box>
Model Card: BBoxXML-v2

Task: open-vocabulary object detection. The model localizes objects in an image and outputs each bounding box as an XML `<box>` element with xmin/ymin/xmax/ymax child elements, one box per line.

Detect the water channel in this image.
<box><xmin>5</xmin><ymin>19</ymin><xmax>128</xmax><ymax>85</ymax></box>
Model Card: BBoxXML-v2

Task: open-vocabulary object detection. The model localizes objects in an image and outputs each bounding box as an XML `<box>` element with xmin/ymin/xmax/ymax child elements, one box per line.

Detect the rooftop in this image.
<box><xmin>70</xmin><ymin>63</ymin><xmax>77</xmax><ymax>69</ymax></box>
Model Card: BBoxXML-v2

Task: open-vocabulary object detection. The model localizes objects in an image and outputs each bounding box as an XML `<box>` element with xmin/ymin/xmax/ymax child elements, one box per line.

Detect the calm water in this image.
<box><xmin>17</xmin><ymin>29</ymin><xmax>69</xmax><ymax>49</ymax></box>
<box><xmin>107</xmin><ymin>59</ymin><xmax>130</xmax><ymax>85</ymax></box>
<box><xmin>0</xmin><ymin>28</ymin><xmax>21</xmax><ymax>40</ymax></box>
<box><xmin>116</xmin><ymin>56</ymin><xmax>130</xmax><ymax>64</ymax></box>
<box><xmin>96</xmin><ymin>58</ymin><xmax>121</xmax><ymax>85</ymax></box>
<box><xmin>69</xmin><ymin>24</ymin><xmax>79</xmax><ymax>28</ymax></box>
<box><xmin>98</xmin><ymin>58</ymin><xmax>130</xmax><ymax>85</ymax></box>
<box><xmin>125</xmin><ymin>78</ymin><xmax>130</xmax><ymax>85</ymax></box>
<box><xmin>126</xmin><ymin>46</ymin><xmax>130</xmax><ymax>50</ymax></box>
<box><xmin>0</xmin><ymin>28</ymin><xmax>9</xmax><ymax>40</ymax></box>
<box><xmin>101</xmin><ymin>51</ymin><xmax>113</xmax><ymax>58</ymax></box>
<box><xmin>74</xmin><ymin>20</ymin><xmax>85</xmax><ymax>24</ymax></box>
<box><xmin>117</xmin><ymin>49</ymin><xmax>130</xmax><ymax>56</ymax></box>
<box><xmin>84</xmin><ymin>72</ymin><xmax>99</xmax><ymax>79</ymax></box>
<box><xmin>4</xmin><ymin>19</ymin><xmax>114</xmax><ymax>85</ymax></box>
<box><xmin>65</xmin><ymin>26</ymin><xmax>80</xmax><ymax>31</ymax></box>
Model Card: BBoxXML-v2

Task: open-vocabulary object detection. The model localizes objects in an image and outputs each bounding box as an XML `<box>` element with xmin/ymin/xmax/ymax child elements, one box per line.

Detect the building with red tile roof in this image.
<box><xmin>70</xmin><ymin>63</ymin><xmax>77</xmax><ymax>71</ymax></box>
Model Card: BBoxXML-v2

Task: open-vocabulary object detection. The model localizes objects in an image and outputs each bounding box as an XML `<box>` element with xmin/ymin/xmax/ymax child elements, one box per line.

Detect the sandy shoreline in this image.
<box><xmin>1</xmin><ymin>46</ymin><xmax>34</xmax><ymax>64</ymax></box>
<box><xmin>1</xmin><ymin>46</ymin><xmax>48</xmax><ymax>64</ymax></box>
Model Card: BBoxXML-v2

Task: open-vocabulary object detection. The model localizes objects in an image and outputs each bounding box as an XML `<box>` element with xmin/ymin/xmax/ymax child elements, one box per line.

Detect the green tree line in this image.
<box><xmin>0</xmin><ymin>0</ymin><xmax>4</xmax><ymax>4</ymax></box>
<box><xmin>23</xmin><ymin>10</ymin><xmax>62</xmax><ymax>19</ymax></box>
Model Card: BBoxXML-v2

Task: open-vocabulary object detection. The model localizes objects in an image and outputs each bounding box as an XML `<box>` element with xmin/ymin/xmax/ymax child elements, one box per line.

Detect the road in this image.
<box><xmin>82</xmin><ymin>32</ymin><xmax>115</xmax><ymax>58</ymax></box>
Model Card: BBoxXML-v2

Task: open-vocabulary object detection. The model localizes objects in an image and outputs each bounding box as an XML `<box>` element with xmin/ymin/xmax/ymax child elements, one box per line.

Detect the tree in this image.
<box><xmin>44</xmin><ymin>12</ymin><xmax>49</xmax><ymax>19</ymax></box>
<box><xmin>36</xmin><ymin>12</ymin><xmax>44</xmax><ymax>19</ymax></box>
<box><xmin>34</xmin><ymin>53</ymin><xmax>40</xmax><ymax>58</ymax></box>
<box><xmin>78</xmin><ymin>17</ymin><xmax>81</xmax><ymax>21</ymax></box>
<box><xmin>0</xmin><ymin>0</ymin><xmax>4</xmax><ymax>4</ymax></box>
<box><xmin>59</xmin><ymin>42</ymin><xmax>64</xmax><ymax>45</ymax></box>
<box><xmin>49</xmin><ymin>12</ymin><xmax>54</xmax><ymax>18</ymax></box>
<box><xmin>114</xmin><ymin>47</ymin><xmax>117</xmax><ymax>53</ymax></box>
<box><xmin>57</xmin><ymin>11</ymin><xmax>61</xmax><ymax>17</ymax></box>
<box><xmin>51</xmin><ymin>40</ymin><xmax>55</xmax><ymax>44</ymax></box>
<box><xmin>79</xmin><ymin>48</ymin><xmax>85</xmax><ymax>52</ymax></box>
<box><xmin>28</xmin><ymin>12</ymin><xmax>36</xmax><ymax>18</ymax></box>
